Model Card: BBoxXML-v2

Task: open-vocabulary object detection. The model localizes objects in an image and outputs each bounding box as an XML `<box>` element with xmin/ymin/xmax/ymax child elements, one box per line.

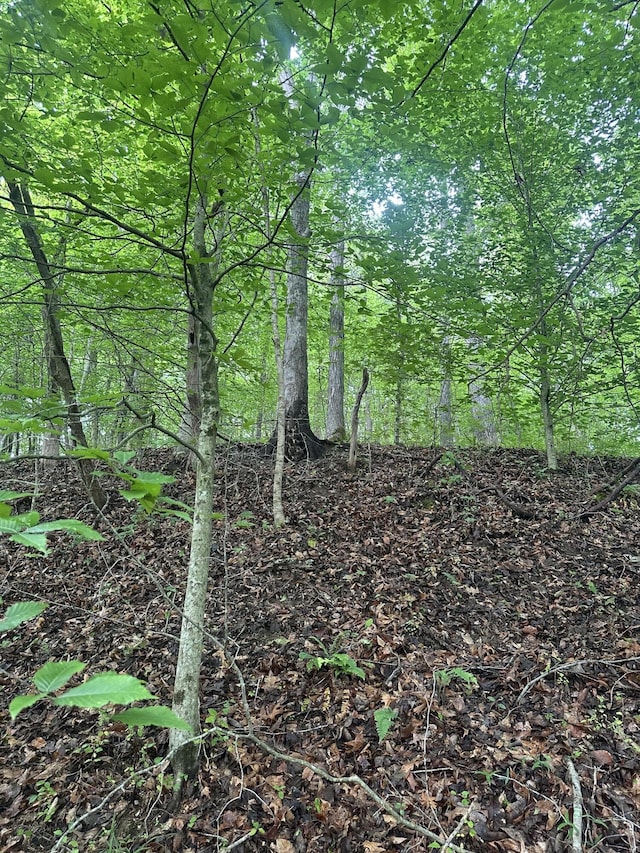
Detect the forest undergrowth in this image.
<box><xmin>1</xmin><ymin>445</ymin><xmax>639</xmax><ymax>852</ymax></box>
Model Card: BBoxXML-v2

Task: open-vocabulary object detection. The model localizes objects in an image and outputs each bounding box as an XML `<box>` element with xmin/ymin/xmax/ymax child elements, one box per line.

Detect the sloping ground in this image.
<box><xmin>1</xmin><ymin>445</ymin><xmax>639</xmax><ymax>853</ymax></box>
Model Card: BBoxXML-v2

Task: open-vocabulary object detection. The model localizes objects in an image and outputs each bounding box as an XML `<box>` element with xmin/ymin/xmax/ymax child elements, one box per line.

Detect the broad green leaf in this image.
<box><xmin>67</xmin><ymin>447</ymin><xmax>111</xmax><ymax>462</ymax></box>
<box><xmin>0</xmin><ymin>601</ymin><xmax>48</xmax><ymax>632</ymax></box>
<box><xmin>9</xmin><ymin>694</ymin><xmax>43</xmax><ymax>719</ymax></box>
<box><xmin>14</xmin><ymin>511</ymin><xmax>40</xmax><ymax>527</ymax></box>
<box><xmin>28</xmin><ymin>520</ymin><xmax>104</xmax><ymax>541</ymax></box>
<box><xmin>119</xmin><ymin>489</ymin><xmax>156</xmax><ymax>512</ymax></box>
<box><xmin>112</xmin><ymin>706</ymin><xmax>192</xmax><ymax>731</ymax></box>
<box><xmin>0</xmin><ymin>491</ymin><xmax>34</xmax><ymax>502</ymax></box>
<box><xmin>33</xmin><ymin>661</ymin><xmax>86</xmax><ymax>694</ymax></box>
<box><xmin>112</xmin><ymin>450</ymin><xmax>136</xmax><ymax>466</ymax></box>
<box><xmin>0</xmin><ymin>518</ymin><xmax>23</xmax><ymax>535</ymax></box>
<box><xmin>10</xmin><ymin>532</ymin><xmax>49</xmax><ymax>553</ymax></box>
<box><xmin>54</xmin><ymin>673</ymin><xmax>153</xmax><ymax>708</ymax></box>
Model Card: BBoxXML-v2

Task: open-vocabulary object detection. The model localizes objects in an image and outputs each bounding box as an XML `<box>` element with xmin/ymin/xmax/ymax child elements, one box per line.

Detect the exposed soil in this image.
<box><xmin>1</xmin><ymin>445</ymin><xmax>639</xmax><ymax>852</ymax></box>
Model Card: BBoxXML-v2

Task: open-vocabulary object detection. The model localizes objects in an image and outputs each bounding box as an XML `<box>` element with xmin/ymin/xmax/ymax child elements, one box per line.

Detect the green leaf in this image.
<box><xmin>0</xmin><ymin>601</ymin><xmax>48</xmax><ymax>632</ymax></box>
<box><xmin>33</xmin><ymin>661</ymin><xmax>86</xmax><ymax>694</ymax></box>
<box><xmin>112</xmin><ymin>706</ymin><xmax>192</xmax><ymax>731</ymax></box>
<box><xmin>14</xmin><ymin>511</ymin><xmax>40</xmax><ymax>528</ymax></box>
<box><xmin>0</xmin><ymin>517</ymin><xmax>23</xmax><ymax>535</ymax></box>
<box><xmin>0</xmin><ymin>490</ymin><xmax>34</xmax><ymax>502</ymax></box>
<box><xmin>10</xmin><ymin>532</ymin><xmax>49</xmax><ymax>553</ymax></box>
<box><xmin>112</xmin><ymin>450</ymin><xmax>136</xmax><ymax>466</ymax></box>
<box><xmin>28</xmin><ymin>520</ymin><xmax>104</xmax><ymax>541</ymax></box>
<box><xmin>374</xmin><ymin>707</ymin><xmax>398</xmax><ymax>742</ymax></box>
<box><xmin>9</xmin><ymin>694</ymin><xmax>43</xmax><ymax>719</ymax></box>
<box><xmin>67</xmin><ymin>447</ymin><xmax>111</xmax><ymax>462</ymax></box>
<box><xmin>53</xmin><ymin>673</ymin><xmax>153</xmax><ymax>708</ymax></box>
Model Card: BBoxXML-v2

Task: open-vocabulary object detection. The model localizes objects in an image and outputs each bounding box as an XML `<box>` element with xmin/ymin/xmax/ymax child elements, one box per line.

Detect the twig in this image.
<box><xmin>442</xmin><ymin>805</ymin><xmax>473</xmax><ymax>852</ymax></box>
<box><xmin>577</xmin><ymin>457</ymin><xmax>640</xmax><ymax>519</ymax></box>
<box><xmin>49</xmin><ymin>754</ymin><xmax>174</xmax><ymax>853</ymax></box>
<box><xmin>229</xmin><ymin>727</ymin><xmax>470</xmax><ymax>852</ymax></box>
<box><xmin>514</xmin><ymin>656</ymin><xmax>640</xmax><ymax>706</ymax></box>
<box><xmin>566</xmin><ymin>758</ymin><xmax>583</xmax><ymax>853</ymax></box>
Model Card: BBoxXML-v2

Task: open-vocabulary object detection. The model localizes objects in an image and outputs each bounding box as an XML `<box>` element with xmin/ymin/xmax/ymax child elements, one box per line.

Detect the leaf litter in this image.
<box><xmin>1</xmin><ymin>445</ymin><xmax>639</xmax><ymax>851</ymax></box>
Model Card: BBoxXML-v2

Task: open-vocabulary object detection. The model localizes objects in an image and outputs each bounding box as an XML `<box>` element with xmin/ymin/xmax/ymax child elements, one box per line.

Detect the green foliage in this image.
<box><xmin>0</xmin><ymin>601</ymin><xmax>48</xmax><ymax>632</ymax></box>
<box><xmin>300</xmin><ymin>636</ymin><xmax>366</xmax><ymax>679</ymax></box>
<box><xmin>0</xmin><ymin>491</ymin><xmax>103</xmax><ymax>554</ymax></box>
<box><xmin>71</xmin><ymin>448</ymin><xmax>193</xmax><ymax>520</ymax></box>
<box><xmin>374</xmin><ymin>707</ymin><xmax>398</xmax><ymax>742</ymax></box>
<box><xmin>434</xmin><ymin>667</ymin><xmax>479</xmax><ymax>693</ymax></box>
<box><xmin>2</xmin><ymin>602</ymin><xmax>190</xmax><ymax>730</ymax></box>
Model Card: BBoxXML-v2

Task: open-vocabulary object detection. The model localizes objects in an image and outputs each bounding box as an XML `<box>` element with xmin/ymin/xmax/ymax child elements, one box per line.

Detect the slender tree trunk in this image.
<box><xmin>8</xmin><ymin>181</ymin><xmax>105</xmax><ymax>508</ymax></box>
<box><xmin>179</xmin><ymin>310</ymin><xmax>202</xmax><ymax>455</ymax></box>
<box><xmin>327</xmin><ymin>240</ymin><xmax>346</xmax><ymax>442</ymax></box>
<box><xmin>540</xmin><ymin>367</ymin><xmax>558</xmax><ymax>470</ymax></box>
<box><xmin>394</xmin><ymin>378</ymin><xmax>403</xmax><ymax>445</ymax></box>
<box><xmin>279</xmin><ymin>173</ymin><xmax>324</xmax><ymax>460</ymax></box>
<box><xmin>438</xmin><ymin>377</ymin><xmax>455</xmax><ymax>447</ymax></box>
<box><xmin>347</xmin><ymin>368</ymin><xmax>369</xmax><ymax>472</ymax></box>
<box><xmin>170</xmin><ymin>197</ymin><xmax>221</xmax><ymax>783</ymax></box>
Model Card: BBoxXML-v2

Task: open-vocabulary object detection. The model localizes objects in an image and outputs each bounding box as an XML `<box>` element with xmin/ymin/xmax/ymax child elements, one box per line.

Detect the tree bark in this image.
<box><xmin>7</xmin><ymin>181</ymin><xmax>106</xmax><ymax>508</ymax></box>
<box><xmin>169</xmin><ymin>197</ymin><xmax>220</xmax><ymax>783</ymax></box>
<box><xmin>327</xmin><ymin>241</ymin><xmax>347</xmax><ymax>442</ymax></box>
<box><xmin>278</xmin><ymin>174</ymin><xmax>324</xmax><ymax>460</ymax></box>
<box><xmin>347</xmin><ymin>368</ymin><xmax>370</xmax><ymax>472</ymax></box>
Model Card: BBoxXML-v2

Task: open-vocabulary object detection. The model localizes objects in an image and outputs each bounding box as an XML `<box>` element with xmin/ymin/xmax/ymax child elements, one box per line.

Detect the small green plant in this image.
<box><xmin>2</xmin><ymin>602</ymin><xmax>190</xmax><ymax>730</ymax></box>
<box><xmin>374</xmin><ymin>707</ymin><xmax>398</xmax><ymax>742</ymax></box>
<box><xmin>531</xmin><ymin>753</ymin><xmax>553</xmax><ymax>771</ymax></box>
<box><xmin>28</xmin><ymin>780</ymin><xmax>58</xmax><ymax>823</ymax></box>
<box><xmin>0</xmin><ymin>490</ymin><xmax>104</xmax><ymax>554</ymax></box>
<box><xmin>205</xmin><ymin>703</ymin><xmax>233</xmax><ymax>747</ymax></box>
<box><xmin>300</xmin><ymin>635</ymin><xmax>365</xmax><ymax>679</ymax></box>
<box><xmin>434</xmin><ymin>666</ymin><xmax>478</xmax><ymax>692</ymax></box>
<box><xmin>70</xmin><ymin>448</ymin><xmax>193</xmax><ymax>520</ymax></box>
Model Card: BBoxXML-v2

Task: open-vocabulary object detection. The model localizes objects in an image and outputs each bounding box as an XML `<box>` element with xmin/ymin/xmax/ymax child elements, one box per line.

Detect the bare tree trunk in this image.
<box><xmin>170</xmin><ymin>197</ymin><xmax>221</xmax><ymax>783</ymax></box>
<box><xmin>347</xmin><ymin>368</ymin><xmax>369</xmax><ymax>472</ymax></box>
<box><xmin>178</xmin><ymin>310</ymin><xmax>202</xmax><ymax>456</ymax></box>
<box><xmin>540</xmin><ymin>369</ymin><xmax>558</xmax><ymax>471</ymax></box>
<box><xmin>438</xmin><ymin>377</ymin><xmax>455</xmax><ymax>447</ymax></box>
<box><xmin>8</xmin><ymin>181</ymin><xmax>106</xmax><ymax>508</ymax></box>
<box><xmin>327</xmin><ymin>240</ymin><xmax>347</xmax><ymax>442</ymax></box>
<box><xmin>279</xmin><ymin>173</ymin><xmax>324</xmax><ymax>460</ymax></box>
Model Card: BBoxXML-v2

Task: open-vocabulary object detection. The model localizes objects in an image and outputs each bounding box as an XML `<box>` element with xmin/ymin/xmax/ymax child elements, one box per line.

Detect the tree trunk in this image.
<box><xmin>438</xmin><ymin>377</ymin><xmax>455</xmax><ymax>447</ymax></box>
<box><xmin>326</xmin><ymin>241</ymin><xmax>347</xmax><ymax>442</ymax></box>
<box><xmin>8</xmin><ymin>181</ymin><xmax>106</xmax><ymax>508</ymax></box>
<box><xmin>279</xmin><ymin>174</ymin><xmax>324</xmax><ymax>460</ymax></box>
<box><xmin>347</xmin><ymin>368</ymin><xmax>369</xmax><ymax>472</ymax></box>
<box><xmin>540</xmin><ymin>369</ymin><xmax>558</xmax><ymax>471</ymax></box>
<box><xmin>178</xmin><ymin>310</ymin><xmax>202</xmax><ymax>456</ymax></box>
<box><xmin>170</xmin><ymin>197</ymin><xmax>220</xmax><ymax>784</ymax></box>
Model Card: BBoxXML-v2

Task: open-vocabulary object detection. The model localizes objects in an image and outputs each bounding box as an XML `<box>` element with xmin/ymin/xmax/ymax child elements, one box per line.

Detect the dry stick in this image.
<box><xmin>577</xmin><ymin>457</ymin><xmax>640</xmax><ymax>519</ymax></box>
<box><xmin>347</xmin><ymin>367</ymin><xmax>370</xmax><ymax>472</ymax></box>
<box><xmin>235</xmin><ymin>727</ymin><xmax>470</xmax><ymax>853</ymax></box>
<box><xmin>586</xmin><ymin>455</ymin><xmax>640</xmax><ymax>497</ymax></box>
<box><xmin>566</xmin><ymin>758</ymin><xmax>583</xmax><ymax>853</ymax></box>
<box><xmin>49</xmin><ymin>754</ymin><xmax>174</xmax><ymax>853</ymax></box>
<box><xmin>514</xmin><ymin>656</ymin><xmax>640</xmax><ymax>706</ymax></box>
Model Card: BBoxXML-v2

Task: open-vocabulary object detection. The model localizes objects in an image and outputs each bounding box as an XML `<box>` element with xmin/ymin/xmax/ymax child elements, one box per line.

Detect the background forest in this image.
<box><xmin>1</xmin><ymin>0</ymin><xmax>639</xmax><ymax>468</ymax></box>
<box><xmin>2</xmin><ymin>2</ymin><xmax>640</xmax><ymax>851</ymax></box>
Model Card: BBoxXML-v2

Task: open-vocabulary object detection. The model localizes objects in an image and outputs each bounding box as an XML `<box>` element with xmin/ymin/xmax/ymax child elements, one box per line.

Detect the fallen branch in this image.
<box><xmin>514</xmin><ymin>655</ymin><xmax>640</xmax><ymax>706</ymax></box>
<box><xmin>577</xmin><ymin>457</ymin><xmax>640</xmax><ymax>519</ymax></box>
<box><xmin>455</xmin><ymin>462</ymin><xmax>537</xmax><ymax>519</ymax></box>
<box><xmin>233</xmin><ymin>726</ymin><xmax>470</xmax><ymax>853</ymax></box>
<box><xmin>566</xmin><ymin>758</ymin><xmax>583</xmax><ymax>853</ymax></box>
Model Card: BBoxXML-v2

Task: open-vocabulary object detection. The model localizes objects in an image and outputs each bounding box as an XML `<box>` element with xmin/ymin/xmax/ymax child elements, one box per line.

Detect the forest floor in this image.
<box><xmin>1</xmin><ymin>445</ymin><xmax>639</xmax><ymax>853</ymax></box>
